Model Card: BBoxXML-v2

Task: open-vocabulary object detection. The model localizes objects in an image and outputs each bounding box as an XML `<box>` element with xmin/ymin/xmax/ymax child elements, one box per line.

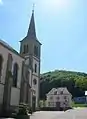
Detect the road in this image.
<box><xmin>30</xmin><ymin>108</ymin><xmax>87</xmax><ymax>119</ymax></box>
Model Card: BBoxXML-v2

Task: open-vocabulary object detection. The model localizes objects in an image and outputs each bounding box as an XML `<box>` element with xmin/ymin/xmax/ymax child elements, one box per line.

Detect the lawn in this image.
<box><xmin>72</xmin><ymin>102</ymin><xmax>87</xmax><ymax>107</ymax></box>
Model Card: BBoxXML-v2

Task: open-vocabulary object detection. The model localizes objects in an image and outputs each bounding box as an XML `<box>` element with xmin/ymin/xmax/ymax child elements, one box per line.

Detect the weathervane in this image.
<box><xmin>32</xmin><ymin>3</ymin><xmax>35</xmax><ymax>13</ymax></box>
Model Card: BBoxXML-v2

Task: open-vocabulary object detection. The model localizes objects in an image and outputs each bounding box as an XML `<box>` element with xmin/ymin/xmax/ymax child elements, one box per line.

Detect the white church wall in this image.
<box><xmin>0</xmin><ymin>44</ymin><xmax>8</xmax><ymax>84</ymax></box>
<box><xmin>0</xmin><ymin>44</ymin><xmax>24</xmax><ymax>88</ymax></box>
<box><xmin>0</xmin><ymin>84</ymin><xmax>4</xmax><ymax>104</ymax></box>
<box><xmin>10</xmin><ymin>87</ymin><xmax>20</xmax><ymax>106</ymax></box>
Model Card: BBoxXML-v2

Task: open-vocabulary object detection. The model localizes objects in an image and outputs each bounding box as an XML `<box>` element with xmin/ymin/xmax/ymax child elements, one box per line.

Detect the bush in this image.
<box><xmin>28</xmin><ymin>107</ymin><xmax>33</xmax><ymax>114</ymax></box>
<box><xmin>17</xmin><ymin>103</ymin><xmax>28</xmax><ymax>115</ymax></box>
<box><xmin>17</xmin><ymin>107</ymin><xmax>27</xmax><ymax>115</ymax></box>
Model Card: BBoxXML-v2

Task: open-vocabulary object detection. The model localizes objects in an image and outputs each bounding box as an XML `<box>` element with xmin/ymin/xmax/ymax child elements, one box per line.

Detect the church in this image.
<box><xmin>0</xmin><ymin>9</ymin><xmax>41</xmax><ymax>114</ymax></box>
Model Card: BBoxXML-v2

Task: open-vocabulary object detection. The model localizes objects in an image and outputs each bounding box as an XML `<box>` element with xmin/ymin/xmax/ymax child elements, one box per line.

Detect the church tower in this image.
<box><xmin>20</xmin><ymin>9</ymin><xmax>41</xmax><ymax>108</ymax></box>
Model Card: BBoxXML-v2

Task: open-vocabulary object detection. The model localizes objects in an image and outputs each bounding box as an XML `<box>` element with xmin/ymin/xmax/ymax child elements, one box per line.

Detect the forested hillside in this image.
<box><xmin>40</xmin><ymin>70</ymin><xmax>87</xmax><ymax>100</ymax></box>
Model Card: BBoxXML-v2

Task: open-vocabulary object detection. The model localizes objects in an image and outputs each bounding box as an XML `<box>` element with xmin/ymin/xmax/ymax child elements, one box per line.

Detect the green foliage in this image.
<box><xmin>40</xmin><ymin>70</ymin><xmax>87</xmax><ymax>99</ymax></box>
<box><xmin>72</xmin><ymin>102</ymin><xmax>87</xmax><ymax>107</ymax></box>
<box><xmin>28</xmin><ymin>107</ymin><xmax>32</xmax><ymax>114</ymax></box>
<box><xmin>39</xmin><ymin>100</ymin><xmax>46</xmax><ymax>108</ymax></box>
<box><xmin>17</xmin><ymin>107</ymin><xmax>27</xmax><ymax>115</ymax></box>
<box><xmin>18</xmin><ymin>103</ymin><xmax>33</xmax><ymax>115</ymax></box>
<box><xmin>17</xmin><ymin>103</ymin><xmax>29</xmax><ymax>115</ymax></box>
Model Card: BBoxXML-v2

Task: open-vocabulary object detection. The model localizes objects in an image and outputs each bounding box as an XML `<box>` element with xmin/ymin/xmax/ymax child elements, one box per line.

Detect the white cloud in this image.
<box><xmin>0</xmin><ymin>0</ymin><xmax>3</xmax><ymax>5</ymax></box>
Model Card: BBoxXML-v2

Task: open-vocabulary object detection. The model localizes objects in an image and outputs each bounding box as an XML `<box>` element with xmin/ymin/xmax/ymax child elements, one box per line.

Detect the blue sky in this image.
<box><xmin>0</xmin><ymin>0</ymin><xmax>87</xmax><ymax>73</ymax></box>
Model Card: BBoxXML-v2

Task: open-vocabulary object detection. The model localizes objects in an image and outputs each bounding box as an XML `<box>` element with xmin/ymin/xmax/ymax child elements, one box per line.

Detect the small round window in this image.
<box><xmin>33</xmin><ymin>79</ymin><xmax>37</xmax><ymax>85</ymax></box>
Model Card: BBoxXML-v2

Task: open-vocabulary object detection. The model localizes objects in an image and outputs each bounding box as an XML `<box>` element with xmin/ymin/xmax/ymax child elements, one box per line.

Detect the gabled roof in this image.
<box><xmin>46</xmin><ymin>87</ymin><xmax>72</xmax><ymax>96</ymax></box>
<box><xmin>0</xmin><ymin>39</ymin><xmax>24</xmax><ymax>59</ymax></box>
<box><xmin>47</xmin><ymin>88</ymin><xmax>57</xmax><ymax>95</ymax></box>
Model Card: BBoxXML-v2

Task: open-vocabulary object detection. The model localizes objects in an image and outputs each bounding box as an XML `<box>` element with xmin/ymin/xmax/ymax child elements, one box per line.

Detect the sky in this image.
<box><xmin>0</xmin><ymin>0</ymin><xmax>87</xmax><ymax>73</ymax></box>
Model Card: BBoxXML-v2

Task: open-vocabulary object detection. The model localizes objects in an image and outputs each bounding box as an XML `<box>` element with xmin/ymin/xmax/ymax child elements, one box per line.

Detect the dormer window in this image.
<box><xmin>54</xmin><ymin>91</ymin><xmax>57</xmax><ymax>95</ymax></box>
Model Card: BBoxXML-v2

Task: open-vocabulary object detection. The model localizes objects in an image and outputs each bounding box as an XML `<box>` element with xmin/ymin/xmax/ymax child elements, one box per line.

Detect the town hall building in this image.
<box><xmin>0</xmin><ymin>9</ymin><xmax>41</xmax><ymax>114</ymax></box>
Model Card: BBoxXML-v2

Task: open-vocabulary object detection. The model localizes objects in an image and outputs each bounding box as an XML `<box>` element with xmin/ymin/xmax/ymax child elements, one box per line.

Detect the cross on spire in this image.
<box><xmin>32</xmin><ymin>3</ymin><xmax>35</xmax><ymax>13</ymax></box>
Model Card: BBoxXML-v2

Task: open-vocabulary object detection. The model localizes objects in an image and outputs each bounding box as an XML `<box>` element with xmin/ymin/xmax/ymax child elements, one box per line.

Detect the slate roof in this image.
<box><xmin>0</xmin><ymin>39</ymin><xmax>24</xmax><ymax>59</ymax></box>
<box><xmin>20</xmin><ymin>11</ymin><xmax>42</xmax><ymax>45</ymax></box>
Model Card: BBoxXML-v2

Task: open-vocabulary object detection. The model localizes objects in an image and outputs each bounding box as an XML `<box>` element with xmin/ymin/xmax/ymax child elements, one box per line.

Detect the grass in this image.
<box><xmin>72</xmin><ymin>102</ymin><xmax>87</xmax><ymax>107</ymax></box>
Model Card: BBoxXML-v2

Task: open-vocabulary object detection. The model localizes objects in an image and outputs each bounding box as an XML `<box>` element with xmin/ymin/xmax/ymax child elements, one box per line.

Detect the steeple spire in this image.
<box><xmin>27</xmin><ymin>4</ymin><xmax>36</xmax><ymax>39</ymax></box>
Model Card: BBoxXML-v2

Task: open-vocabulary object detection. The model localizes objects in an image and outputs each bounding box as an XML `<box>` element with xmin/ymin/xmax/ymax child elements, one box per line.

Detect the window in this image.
<box><xmin>35</xmin><ymin>63</ymin><xmax>37</xmax><ymax>73</ymax></box>
<box><xmin>48</xmin><ymin>102</ymin><xmax>50</xmax><ymax>106</ymax></box>
<box><xmin>24</xmin><ymin>45</ymin><xmax>26</xmax><ymax>53</ymax></box>
<box><xmin>0</xmin><ymin>55</ymin><xmax>3</xmax><ymax>79</ymax></box>
<box><xmin>50</xmin><ymin>96</ymin><xmax>53</xmax><ymax>100</ymax></box>
<box><xmin>54</xmin><ymin>91</ymin><xmax>57</xmax><ymax>95</ymax></box>
<box><xmin>8</xmin><ymin>53</ymin><xmax>13</xmax><ymax>71</ymax></box>
<box><xmin>34</xmin><ymin>45</ymin><xmax>38</xmax><ymax>56</ymax></box>
<box><xmin>27</xmin><ymin>45</ymin><xmax>28</xmax><ymax>53</ymax></box>
<box><xmin>13</xmin><ymin>63</ymin><xmax>18</xmax><ymax>87</ymax></box>
<box><xmin>33</xmin><ymin>78</ymin><xmax>37</xmax><ymax>85</ymax></box>
<box><xmin>56</xmin><ymin>96</ymin><xmax>60</xmax><ymax>100</ymax></box>
<box><xmin>64</xmin><ymin>96</ymin><xmax>67</xmax><ymax>99</ymax></box>
<box><xmin>23</xmin><ymin>44</ymin><xmax>28</xmax><ymax>54</ymax></box>
<box><xmin>60</xmin><ymin>91</ymin><xmax>63</xmax><ymax>94</ymax></box>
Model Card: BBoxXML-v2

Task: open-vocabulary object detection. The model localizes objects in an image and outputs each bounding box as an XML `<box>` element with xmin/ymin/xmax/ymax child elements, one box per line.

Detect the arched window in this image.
<box><xmin>35</xmin><ymin>63</ymin><xmax>37</xmax><ymax>73</ymax></box>
<box><xmin>13</xmin><ymin>63</ymin><xmax>18</xmax><ymax>87</ymax></box>
<box><xmin>24</xmin><ymin>45</ymin><xmax>26</xmax><ymax>53</ymax></box>
<box><xmin>24</xmin><ymin>45</ymin><xmax>28</xmax><ymax>54</ymax></box>
<box><xmin>34</xmin><ymin>45</ymin><xmax>38</xmax><ymax>56</ymax></box>
<box><xmin>0</xmin><ymin>55</ymin><xmax>3</xmax><ymax>79</ymax></box>
<box><xmin>8</xmin><ymin>53</ymin><xmax>13</xmax><ymax>71</ymax></box>
<box><xmin>27</xmin><ymin>45</ymin><xmax>28</xmax><ymax>53</ymax></box>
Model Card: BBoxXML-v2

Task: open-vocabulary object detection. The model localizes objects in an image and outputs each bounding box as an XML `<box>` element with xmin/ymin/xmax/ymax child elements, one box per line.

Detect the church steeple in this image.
<box><xmin>27</xmin><ymin>7</ymin><xmax>36</xmax><ymax>40</ymax></box>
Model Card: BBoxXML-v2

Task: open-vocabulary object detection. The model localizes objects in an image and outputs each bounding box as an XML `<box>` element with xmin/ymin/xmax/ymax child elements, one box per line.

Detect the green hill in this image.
<box><xmin>40</xmin><ymin>70</ymin><xmax>87</xmax><ymax>100</ymax></box>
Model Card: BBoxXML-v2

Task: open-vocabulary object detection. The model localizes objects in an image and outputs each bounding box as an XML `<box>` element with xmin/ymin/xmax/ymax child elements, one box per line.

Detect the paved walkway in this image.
<box><xmin>1</xmin><ymin>108</ymin><xmax>87</xmax><ymax>119</ymax></box>
<box><xmin>30</xmin><ymin>108</ymin><xmax>87</xmax><ymax>119</ymax></box>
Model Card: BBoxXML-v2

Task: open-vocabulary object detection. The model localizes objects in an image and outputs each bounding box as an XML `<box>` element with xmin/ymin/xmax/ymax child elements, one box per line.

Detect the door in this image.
<box><xmin>56</xmin><ymin>102</ymin><xmax>60</xmax><ymax>110</ymax></box>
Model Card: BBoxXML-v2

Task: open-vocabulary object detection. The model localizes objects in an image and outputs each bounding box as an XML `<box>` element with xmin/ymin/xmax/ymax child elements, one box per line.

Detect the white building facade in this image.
<box><xmin>0</xmin><ymin>40</ymin><xmax>24</xmax><ymax>113</ymax></box>
<box><xmin>46</xmin><ymin>87</ymin><xmax>72</xmax><ymax>109</ymax></box>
